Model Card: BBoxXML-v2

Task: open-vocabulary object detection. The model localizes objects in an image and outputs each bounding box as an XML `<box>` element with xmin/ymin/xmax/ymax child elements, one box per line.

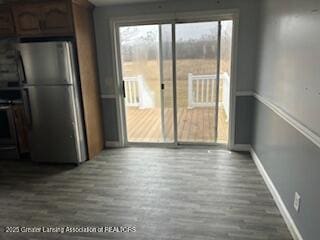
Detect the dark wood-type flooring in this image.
<box><xmin>0</xmin><ymin>148</ymin><xmax>292</xmax><ymax>240</ymax></box>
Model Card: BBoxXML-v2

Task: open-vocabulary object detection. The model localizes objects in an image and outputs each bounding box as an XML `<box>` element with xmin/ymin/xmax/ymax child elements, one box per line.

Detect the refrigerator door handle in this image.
<box><xmin>17</xmin><ymin>51</ymin><xmax>27</xmax><ymax>84</ymax></box>
<box><xmin>22</xmin><ymin>88</ymin><xmax>32</xmax><ymax>129</ymax></box>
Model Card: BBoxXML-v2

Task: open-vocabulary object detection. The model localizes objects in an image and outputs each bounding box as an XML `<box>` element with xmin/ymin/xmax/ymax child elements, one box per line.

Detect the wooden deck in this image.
<box><xmin>126</xmin><ymin>107</ymin><xmax>228</xmax><ymax>143</ymax></box>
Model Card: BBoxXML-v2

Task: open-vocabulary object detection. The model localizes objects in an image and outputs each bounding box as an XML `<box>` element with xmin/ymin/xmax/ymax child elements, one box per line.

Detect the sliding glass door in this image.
<box><xmin>176</xmin><ymin>21</ymin><xmax>220</xmax><ymax>143</ymax></box>
<box><xmin>118</xmin><ymin>20</ymin><xmax>233</xmax><ymax>145</ymax></box>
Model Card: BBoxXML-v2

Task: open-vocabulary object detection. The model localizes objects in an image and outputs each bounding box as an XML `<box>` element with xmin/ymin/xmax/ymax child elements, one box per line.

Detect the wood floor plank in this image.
<box><xmin>126</xmin><ymin>107</ymin><xmax>229</xmax><ymax>143</ymax></box>
<box><xmin>164</xmin><ymin>108</ymin><xmax>174</xmax><ymax>141</ymax></box>
<box><xmin>189</xmin><ymin>109</ymin><xmax>198</xmax><ymax>141</ymax></box>
<box><xmin>142</xmin><ymin>109</ymin><xmax>160</xmax><ymax>141</ymax></box>
<box><xmin>144</xmin><ymin>109</ymin><xmax>161</xmax><ymax>141</ymax></box>
<box><xmin>128</xmin><ymin>109</ymin><xmax>154</xmax><ymax>140</ymax></box>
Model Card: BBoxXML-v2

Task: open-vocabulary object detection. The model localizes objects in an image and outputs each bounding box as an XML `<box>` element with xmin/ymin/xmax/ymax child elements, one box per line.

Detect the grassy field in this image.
<box><xmin>123</xmin><ymin>59</ymin><xmax>230</xmax><ymax>108</ymax></box>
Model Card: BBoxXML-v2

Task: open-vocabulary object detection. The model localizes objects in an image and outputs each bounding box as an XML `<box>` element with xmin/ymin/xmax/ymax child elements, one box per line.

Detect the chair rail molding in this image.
<box><xmin>254</xmin><ymin>92</ymin><xmax>320</xmax><ymax>149</ymax></box>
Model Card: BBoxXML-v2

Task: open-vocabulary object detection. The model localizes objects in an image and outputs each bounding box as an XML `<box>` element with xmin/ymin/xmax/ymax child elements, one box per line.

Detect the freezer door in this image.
<box><xmin>23</xmin><ymin>86</ymin><xmax>85</xmax><ymax>163</ymax></box>
<box><xmin>17</xmin><ymin>42</ymin><xmax>74</xmax><ymax>85</ymax></box>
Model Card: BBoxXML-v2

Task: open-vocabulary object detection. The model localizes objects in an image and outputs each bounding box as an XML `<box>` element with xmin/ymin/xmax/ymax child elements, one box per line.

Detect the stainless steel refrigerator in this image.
<box><xmin>17</xmin><ymin>41</ymin><xmax>87</xmax><ymax>164</ymax></box>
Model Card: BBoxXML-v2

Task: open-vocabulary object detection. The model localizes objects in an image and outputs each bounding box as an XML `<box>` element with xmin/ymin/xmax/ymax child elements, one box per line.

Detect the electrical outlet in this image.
<box><xmin>294</xmin><ymin>192</ymin><xmax>301</xmax><ymax>212</ymax></box>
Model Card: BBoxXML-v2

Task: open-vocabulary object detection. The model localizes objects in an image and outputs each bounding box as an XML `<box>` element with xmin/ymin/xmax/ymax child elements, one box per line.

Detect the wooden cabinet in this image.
<box><xmin>12</xmin><ymin>4</ymin><xmax>42</xmax><ymax>35</ymax></box>
<box><xmin>0</xmin><ymin>6</ymin><xmax>15</xmax><ymax>37</ymax></box>
<box><xmin>12</xmin><ymin>1</ymin><xmax>73</xmax><ymax>37</ymax></box>
<box><xmin>41</xmin><ymin>2</ymin><xmax>73</xmax><ymax>35</ymax></box>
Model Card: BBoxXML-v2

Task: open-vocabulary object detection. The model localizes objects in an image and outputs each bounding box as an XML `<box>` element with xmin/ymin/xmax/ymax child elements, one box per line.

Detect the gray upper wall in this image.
<box><xmin>94</xmin><ymin>0</ymin><xmax>260</xmax><ymax>95</ymax></box>
<box><xmin>255</xmin><ymin>0</ymin><xmax>320</xmax><ymax>136</ymax></box>
<box><xmin>253</xmin><ymin>0</ymin><xmax>320</xmax><ymax>238</ymax></box>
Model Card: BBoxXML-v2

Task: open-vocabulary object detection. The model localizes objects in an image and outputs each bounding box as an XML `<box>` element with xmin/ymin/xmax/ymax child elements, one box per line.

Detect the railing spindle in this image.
<box><xmin>206</xmin><ymin>78</ymin><xmax>210</xmax><ymax>103</ymax></box>
<box><xmin>196</xmin><ymin>78</ymin><xmax>199</xmax><ymax>103</ymax></box>
<box><xmin>133</xmin><ymin>81</ymin><xmax>137</xmax><ymax>104</ymax></box>
<box><xmin>201</xmin><ymin>79</ymin><xmax>204</xmax><ymax>103</ymax></box>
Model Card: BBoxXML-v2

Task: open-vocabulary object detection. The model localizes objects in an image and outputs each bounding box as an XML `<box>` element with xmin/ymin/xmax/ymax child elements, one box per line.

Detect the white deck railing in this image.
<box><xmin>123</xmin><ymin>75</ymin><xmax>155</xmax><ymax>109</ymax></box>
<box><xmin>124</xmin><ymin>76</ymin><xmax>140</xmax><ymax>107</ymax></box>
<box><xmin>188</xmin><ymin>72</ymin><xmax>230</xmax><ymax>120</ymax></box>
<box><xmin>124</xmin><ymin>73</ymin><xmax>230</xmax><ymax>119</ymax></box>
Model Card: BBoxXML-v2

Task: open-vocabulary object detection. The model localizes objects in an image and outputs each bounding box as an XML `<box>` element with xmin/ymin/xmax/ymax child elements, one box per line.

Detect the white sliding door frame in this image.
<box><xmin>110</xmin><ymin>9</ymin><xmax>239</xmax><ymax>149</ymax></box>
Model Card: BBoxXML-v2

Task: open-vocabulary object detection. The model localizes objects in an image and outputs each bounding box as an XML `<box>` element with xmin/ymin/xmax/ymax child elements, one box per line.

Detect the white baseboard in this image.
<box><xmin>250</xmin><ymin>148</ymin><xmax>303</xmax><ymax>240</ymax></box>
<box><xmin>230</xmin><ymin>144</ymin><xmax>251</xmax><ymax>151</ymax></box>
<box><xmin>105</xmin><ymin>141</ymin><xmax>121</xmax><ymax>148</ymax></box>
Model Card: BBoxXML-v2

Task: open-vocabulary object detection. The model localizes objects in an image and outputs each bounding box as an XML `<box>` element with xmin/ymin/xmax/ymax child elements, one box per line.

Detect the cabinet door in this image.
<box><xmin>12</xmin><ymin>4</ymin><xmax>42</xmax><ymax>36</ymax></box>
<box><xmin>41</xmin><ymin>2</ymin><xmax>73</xmax><ymax>35</ymax></box>
<box><xmin>0</xmin><ymin>7</ymin><xmax>15</xmax><ymax>37</ymax></box>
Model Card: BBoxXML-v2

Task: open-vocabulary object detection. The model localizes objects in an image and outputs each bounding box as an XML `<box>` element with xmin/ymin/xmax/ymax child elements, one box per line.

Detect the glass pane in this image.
<box><xmin>119</xmin><ymin>24</ymin><xmax>173</xmax><ymax>143</ymax></box>
<box><xmin>120</xmin><ymin>25</ymin><xmax>162</xmax><ymax>142</ymax></box>
<box><xmin>176</xmin><ymin>21</ymin><xmax>219</xmax><ymax>143</ymax></box>
<box><xmin>218</xmin><ymin>20</ymin><xmax>233</xmax><ymax>144</ymax></box>
<box><xmin>160</xmin><ymin>24</ymin><xmax>174</xmax><ymax>143</ymax></box>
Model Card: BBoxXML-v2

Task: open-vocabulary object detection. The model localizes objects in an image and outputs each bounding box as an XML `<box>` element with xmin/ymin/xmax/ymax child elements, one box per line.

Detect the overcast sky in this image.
<box><xmin>120</xmin><ymin>21</ymin><xmax>232</xmax><ymax>45</ymax></box>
